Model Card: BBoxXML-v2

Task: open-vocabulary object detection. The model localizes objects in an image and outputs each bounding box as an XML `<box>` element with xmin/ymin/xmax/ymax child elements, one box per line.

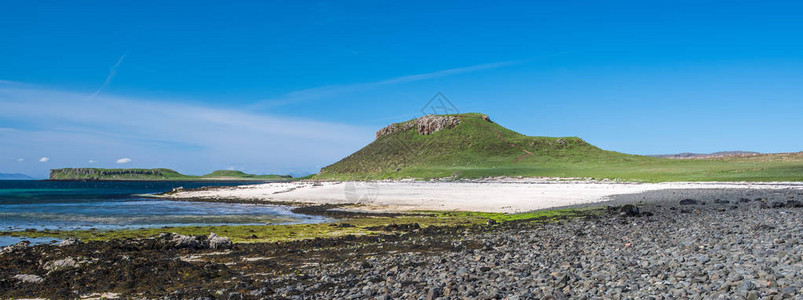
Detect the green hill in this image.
<box><xmin>50</xmin><ymin>168</ymin><xmax>291</xmax><ymax>181</ymax></box>
<box><xmin>317</xmin><ymin>113</ymin><xmax>803</xmax><ymax>182</ymax></box>
<box><xmin>201</xmin><ymin>170</ymin><xmax>292</xmax><ymax>180</ymax></box>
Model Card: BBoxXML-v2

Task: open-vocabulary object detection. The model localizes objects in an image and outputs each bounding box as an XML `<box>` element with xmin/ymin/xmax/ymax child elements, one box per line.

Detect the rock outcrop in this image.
<box><xmin>375</xmin><ymin>121</ymin><xmax>416</xmax><ymax>139</ymax></box>
<box><xmin>159</xmin><ymin>232</ymin><xmax>233</xmax><ymax>250</ymax></box>
<box><xmin>0</xmin><ymin>240</ymin><xmax>29</xmax><ymax>256</ymax></box>
<box><xmin>376</xmin><ymin>115</ymin><xmax>462</xmax><ymax>139</ymax></box>
<box><xmin>415</xmin><ymin>115</ymin><xmax>461</xmax><ymax>135</ymax></box>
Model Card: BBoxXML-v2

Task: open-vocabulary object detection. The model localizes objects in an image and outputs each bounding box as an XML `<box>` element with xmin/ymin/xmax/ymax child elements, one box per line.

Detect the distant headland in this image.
<box><xmin>49</xmin><ymin>168</ymin><xmax>291</xmax><ymax>181</ymax></box>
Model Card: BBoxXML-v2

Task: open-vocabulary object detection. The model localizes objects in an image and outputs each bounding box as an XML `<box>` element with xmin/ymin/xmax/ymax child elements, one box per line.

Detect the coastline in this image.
<box><xmin>160</xmin><ymin>179</ymin><xmax>803</xmax><ymax>214</ymax></box>
<box><xmin>3</xmin><ymin>186</ymin><xmax>802</xmax><ymax>298</ymax></box>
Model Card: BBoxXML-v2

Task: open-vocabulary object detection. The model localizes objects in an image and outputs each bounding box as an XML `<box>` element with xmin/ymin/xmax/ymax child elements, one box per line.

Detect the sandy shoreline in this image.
<box><xmin>165</xmin><ymin>179</ymin><xmax>803</xmax><ymax>213</ymax></box>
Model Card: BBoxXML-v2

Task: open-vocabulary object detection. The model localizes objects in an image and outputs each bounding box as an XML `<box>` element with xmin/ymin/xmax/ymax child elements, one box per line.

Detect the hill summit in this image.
<box><xmin>317</xmin><ymin>113</ymin><xmax>641</xmax><ymax>179</ymax></box>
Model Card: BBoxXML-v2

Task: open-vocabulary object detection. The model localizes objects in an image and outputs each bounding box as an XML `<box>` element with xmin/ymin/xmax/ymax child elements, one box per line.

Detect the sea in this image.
<box><xmin>0</xmin><ymin>180</ymin><xmax>327</xmax><ymax>247</ymax></box>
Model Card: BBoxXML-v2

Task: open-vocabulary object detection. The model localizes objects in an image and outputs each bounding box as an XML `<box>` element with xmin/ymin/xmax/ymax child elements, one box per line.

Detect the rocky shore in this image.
<box><xmin>2</xmin><ymin>188</ymin><xmax>802</xmax><ymax>299</ymax></box>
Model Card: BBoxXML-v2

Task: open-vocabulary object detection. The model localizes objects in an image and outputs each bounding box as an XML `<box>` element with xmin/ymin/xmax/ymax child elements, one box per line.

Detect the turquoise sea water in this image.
<box><xmin>0</xmin><ymin>180</ymin><xmax>326</xmax><ymax>246</ymax></box>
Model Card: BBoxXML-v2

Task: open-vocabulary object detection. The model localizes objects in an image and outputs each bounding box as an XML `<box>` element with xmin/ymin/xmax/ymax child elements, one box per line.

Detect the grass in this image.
<box><xmin>2</xmin><ymin>208</ymin><xmax>604</xmax><ymax>243</ymax></box>
<box><xmin>49</xmin><ymin>168</ymin><xmax>292</xmax><ymax>181</ymax></box>
<box><xmin>316</xmin><ymin>113</ymin><xmax>803</xmax><ymax>182</ymax></box>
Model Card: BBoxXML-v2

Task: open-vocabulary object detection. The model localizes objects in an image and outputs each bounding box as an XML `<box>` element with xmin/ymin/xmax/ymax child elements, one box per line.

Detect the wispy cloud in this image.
<box><xmin>251</xmin><ymin>60</ymin><xmax>525</xmax><ymax>109</ymax></box>
<box><xmin>0</xmin><ymin>83</ymin><xmax>375</xmax><ymax>177</ymax></box>
<box><xmin>39</xmin><ymin>157</ymin><xmax>49</xmax><ymax>162</ymax></box>
<box><xmin>116</xmin><ymin>158</ymin><xmax>131</xmax><ymax>164</ymax></box>
<box><xmin>89</xmin><ymin>54</ymin><xmax>126</xmax><ymax>99</ymax></box>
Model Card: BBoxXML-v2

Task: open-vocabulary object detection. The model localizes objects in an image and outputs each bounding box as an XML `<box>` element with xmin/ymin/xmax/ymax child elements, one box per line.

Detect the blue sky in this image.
<box><xmin>2</xmin><ymin>1</ymin><xmax>803</xmax><ymax>178</ymax></box>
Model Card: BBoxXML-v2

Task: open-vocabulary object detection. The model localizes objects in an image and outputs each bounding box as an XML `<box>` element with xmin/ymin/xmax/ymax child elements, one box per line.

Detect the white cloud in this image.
<box><xmin>226</xmin><ymin>166</ymin><xmax>236</xmax><ymax>170</ymax></box>
<box><xmin>39</xmin><ymin>157</ymin><xmax>49</xmax><ymax>162</ymax></box>
<box><xmin>0</xmin><ymin>83</ymin><xmax>374</xmax><ymax>177</ymax></box>
<box><xmin>116</xmin><ymin>158</ymin><xmax>132</xmax><ymax>164</ymax></box>
<box><xmin>16</xmin><ymin>158</ymin><xmax>24</xmax><ymax>162</ymax></box>
<box><xmin>88</xmin><ymin>160</ymin><xmax>97</xmax><ymax>163</ymax></box>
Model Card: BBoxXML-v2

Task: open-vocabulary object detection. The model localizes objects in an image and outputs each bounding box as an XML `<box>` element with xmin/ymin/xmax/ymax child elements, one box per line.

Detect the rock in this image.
<box><xmin>375</xmin><ymin>115</ymin><xmax>461</xmax><ymax>138</ymax></box>
<box><xmin>0</xmin><ymin>240</ymin><xmax>30</xmax><ymax>255</ymax></box>
<box><xmin>770</xmin><ymin>202</ymin><xmax>786</xmax><ymax>208</ymax></box>
<box><xmin>414</xmin><ymin>115</ymin><xmax>461</xmax><ymax>135</ymax></box>
<box><xmin>206</xmin><ymin>232</ymin><xmax>232</xmax><ymax>250</ymax></box>
<box><xmin>58</xmin><ymin>238</ymin><xmax>82</xmax><ymax>247</ymax></box>
<box><xmin>786</xmin><ymin>200</ymin><xmax>803</xmax><ymax>207</ymax></box>
<box><xmin>14</xmin><ymin>274</ymin><xmax>43</xmax><ymax>284</ymax></box>
<box><xmin>619</xmin><ymin>204</ymin><xmax>640</xmax><ymax>217</ymax></box>
<box><xmin>481</xmin><ymin>115</ymin><xmax>492</xmax><ymax>122</ymax></box>
<box><xmin>372</xmin><ymin>223</ymin><xmax>420</xmax><ymax>232</ymax></box>
<box><xmin>166</xmin><ymin>187</ymin><xmax>184</xmax><ymax>194</ymax></box>
<box><xmin>679</xmin><ymin>199</ymin><xmax>701</xmax><ymax>205</ymax></box>
<box><xmin>44</xmin><ymin>257</ymin><xmax>85</xmax><ymax>272</ymax></box>
<box><xmin>740</xmin><ymin>281</ymin><xmax>756</xmax><ymax>292</ymax></box>
<box><xmin>375</xmin><ymin>122</ymin><xmax>416</xmax><ymax>138</ymax></box>
<box><xmin>169</xmin><ymin>233</ymin><xmax>201</xmax><ymax>248</ymax></box>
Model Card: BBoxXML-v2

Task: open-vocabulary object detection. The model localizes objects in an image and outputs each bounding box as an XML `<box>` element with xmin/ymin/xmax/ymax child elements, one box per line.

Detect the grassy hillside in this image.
<box><xmin>50</xmin><ymin>168</ymin><xmax>291</xmax><ymax>181</ymax></box>
<box><xmin>317</xmin><ymin>113</ymin><xmax>803</xmax><ymax>182</ymax></box>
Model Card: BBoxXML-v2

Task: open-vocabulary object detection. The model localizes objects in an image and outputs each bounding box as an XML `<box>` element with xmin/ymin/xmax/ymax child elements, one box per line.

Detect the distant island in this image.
<box><xmin>316</xmin><ymin>113</ymin><xmax>803</xmax><ymax>182</ymax></box>
<box><xmin>0</xmin><ymin>173</ymin><xmax>35</xmax><ymax>180</ymax></box>
<box><xmin>49</xmin><ymin>168</ymin><xmax>292</xmax><ymax>181</ymax></box>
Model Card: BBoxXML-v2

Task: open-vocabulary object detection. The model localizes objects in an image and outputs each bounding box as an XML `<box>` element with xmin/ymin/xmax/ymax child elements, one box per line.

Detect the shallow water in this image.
<box><xmin>0</xmin><ymin>180</ymin><xmax>326</xmax><ymax>246</ymax></box>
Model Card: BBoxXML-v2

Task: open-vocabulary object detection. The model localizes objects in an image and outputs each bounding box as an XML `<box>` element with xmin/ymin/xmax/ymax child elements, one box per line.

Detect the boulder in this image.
<box><xmin>169</xmin><ymin>233</ymin><xmax>201</xmax><ymax>248</ymax></box>
<box><xmin>0</xmin><ymin>240</ymin><xmax>30</xmax><ymax>256</ymax></box>
<box><xmin>679</xmin><ymin>199</ymin><xmax>701</xmax><ymax>205</ymax></box>
<box><xmin>14</xmin><ymin>274</ymin><xmax>43</xmax><ymax>284</ymax></box>
<box><xmin>206</xmin><ymin>232</ymin><xmax>232</xmax><ymax>250</ymax></box>
<box><xmin>160</xmin><ymin>232</ymin><xmax>232</xmax><ymax>249</ymax></box>
<box><xmin>620</xmin><ymin>204</ymin><xmax>640</xmax><ymax>217</ymax></box>
<box><xmin>58</xmin><ymin>238</ymin><xmax>82</xmax><ymax>247</ymax></box>
<box><xmin>44</xmin><ymin>257</ymin><xmax>87</xmax><ymax>272</ymax></box>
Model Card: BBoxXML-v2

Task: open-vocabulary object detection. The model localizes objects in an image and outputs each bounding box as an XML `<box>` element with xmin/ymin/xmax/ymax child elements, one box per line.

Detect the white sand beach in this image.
<box><xmin>166</xmin><ymin>180</ymin><xmax>803</xmax><ymax>213</ymax></box>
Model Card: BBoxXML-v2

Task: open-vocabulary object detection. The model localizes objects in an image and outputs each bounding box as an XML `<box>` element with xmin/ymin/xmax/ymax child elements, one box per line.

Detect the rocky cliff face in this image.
<box><xmin>376</xmin><ymin>115</ymin><xmax>469</xmax><ymax>139</ymax></box>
